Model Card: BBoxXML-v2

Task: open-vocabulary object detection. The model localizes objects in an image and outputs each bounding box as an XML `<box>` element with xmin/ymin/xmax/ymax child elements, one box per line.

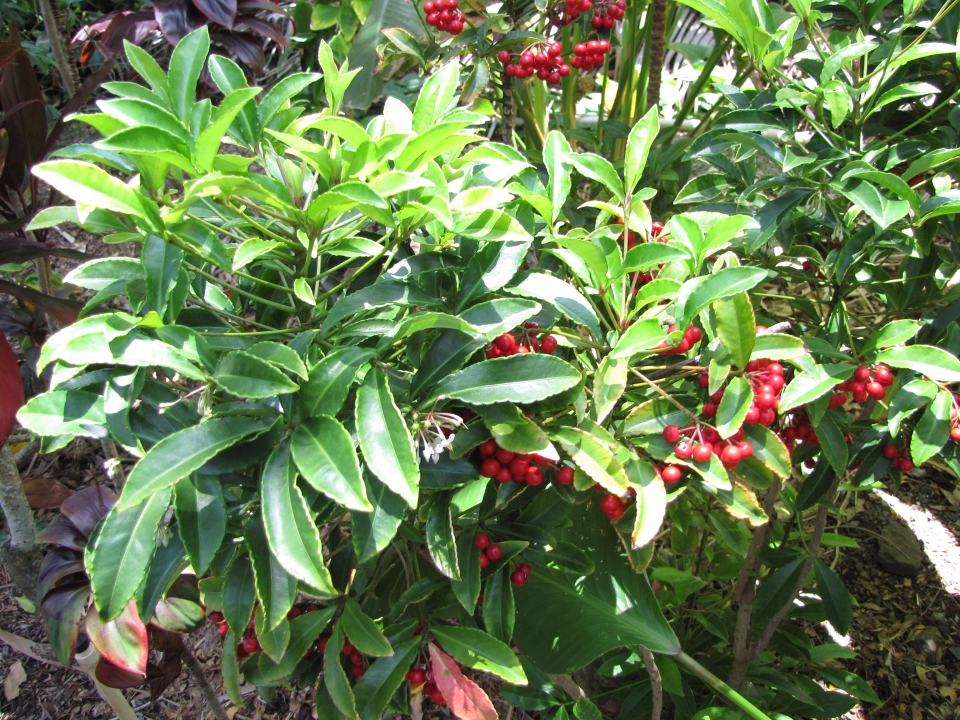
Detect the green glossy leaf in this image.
<box><xmin>89</xmin><ymin>488</ymin><xmax>172</xmax><ymax>622</ymax></box>
<box><xmin>215</xmin><ymin>351</ymin><xmax>299</xmax><ymax>399</ymax></box>
<box><xmin>261</xmin><ymin>444</ymin><xmax>336</xmax><ymax>593</ymax></box>
<box><xmin>483</xmin><ymin>569</ymin><xmax>515</xmax><ymax>644</ymax></box>
<box><xmin>356</xmin><ymin>368</ymin><xmax>419</xmax><ymax>508</ymax></box>
<box><xmin>715</xmin><ymin>376</ymin><xmax>752</xmax><ymax>438</ymax></box>
<box><xmin>292</xmin><ymin>417</ymin><xmax>371</xmax><ymax>511</ymax></box>
<box><xmin>352</xmin><ymin>475</ymin><xmax>407</xmax><ymax>563</ymax></box>
<box><xmin>479</xmin><ymin>404</ymin><xmax>554</xmax><ymax>455</ymax></box>
<box><xmin>301</xmin><ymin>348</ymin><xmax>375</xmax><ymax>418</ymax></box>
<box><xmin>911</xmin><ymin>390</ymin><xmax>951</xmax><ymax>465</ymax></box>
<box><xmin>813</xmin><ymin>558</ymin><xmax>852</xmax><ymax>636</ymax></box>
<box><xmin>815</xmin><ymin>665</ymin><xmax>880</xmax><ymax>705</ymax></box>
<box><xmin>814</xmin><ymin>413</ymin><xmax>849</xmax><ymax>476</ymax></box>
<box><xmin>223</xmin><ymin>555</ymin><xmax>256</xmax><ymax>636</ymax></box>
<box><xmin>248</xmin><ymin>341</ymin><xmax>308</xmax><ymax>380</ymax></box>
<box><xmin>430</xmin><ymin>625</ymin><xmax>527</xmax><ymax>684</ymax></box>
<box><xmin>593</xmin><ymin>356</ymin><xmax>627</xmax><ymax>424</ymax></box>
<box><xmin>168</xmin><ymin>27</ymin><xmax>209</xmax><ymax>121</ymax></box>
<box><xmin>426</xmin><ymin>493</ymin><xmax>459</xmax><ymax>580</ymax></box>
<box><xmin>325</xmin><ymin>622</ymin><xmax>358</xmax><ymax>718</ymax></box>
<box><xmin>259</xmin><ymin>606</ymin><xmax>337</xmax><ymax>681</ymax></box>
<box><xmin>506</xmin><ymin>271</ymin><xmax>601</xmax><ymax>339</ymax></box>
<box><xmin>174</xmin><ymin>474</ymin><xmax>225</xmax><ymax>576</ymax></box>
<box><xmin>622</xmin><ymin>398</ymin><xmax>692</xmax><ymax>436</ymax></box>
<box><xmin>432</xmin><ymin>354</ymin><xmax>581</xmax><ymax>405</ymax></box>
<box><xmin>752</xmin><ymin>557</ymin><xmax>805</xmax><ymax>626</ymax></box>
<box><xmin>610</xmin><ymin>319</ymin><xmax>668</xmax><ymax>359</ymax></box>
<box><xmin>33</xmin><ymin>160</ymin><xmax>146</xmax><ymax>219</ymax></box>
<box><xmin>454</xmin><ymin>209</ymin><xmax>532</xmax><ymax>243</ymax></box>
<box><xmin>569</xmin><ymin>152</ymin><xmax>624</xmax><ymax>203</ymax></box>
<box><xmin>779</xmin><ymin>364</ymin><xmax>853</xmax><ymax>413</ymax></box>
<box><xmin>451</xmin><ymin>527</ymin><xmax>482</xmax><ymax>613</ymax></box>
<box><xmin>354</xmin><ymin>636</ymin><xmax>422</xmax><ymax>720</ymax></box>
<box><xmin>877</xmin><ymin>345</ymin><xmax>960</xmax><ymax>383</ymax></box>
<box><xmin>342</xmin><ymin>599</ymin><xmax>393</xmax><ymax>656</ymax></box>
<box><xmin>714</xmin><ymin>293</ymin><xmax>755</xmax><ymax>369</ymax></box>
<box><xmin>549</xmin><ymin>427</ymin><xmax>628</xmax><ymax>494</ymax></box>
<box><xmin>455</xmin><ymin>240</ymin><xmax>531</xmax><ymax>312</ymax></box>
<box><xmin>17</xmin><ymin>390</ymin><xmax>107</xmax><ymax>438</ymax></box>
<box><xmin>119</xmin><ymin>416</ymin><xmax>273</xmax><ymax>509</ymax></box>
<box><xmin>544</xmin><ymin>130</ymin><xmax>572</xmax><ymax>223</ymax></box>
<box><xmin>678</xmin><ymin>267</ymin><xmax>771</xmax><ymax>327</ymax></box>
<box><xmin>624</xmin><ymin>108</ymin><xmax>658</xmax><ymax>195</ymax></box>
<box><xmin>741</xmin><ymin>425</ymin><xmax>791</xmax><ymax>479</ymax></box>
<box><xmin>247</xmin><ymin>512</ymin><xmax>297</xmax><ymax>633</ymax></box>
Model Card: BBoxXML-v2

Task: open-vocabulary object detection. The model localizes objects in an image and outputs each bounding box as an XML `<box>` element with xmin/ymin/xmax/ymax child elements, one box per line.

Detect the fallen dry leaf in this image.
<box><xmin>917</xmin><ymin>666</ymin><xmax>936</xmax><ymax>689</ymax></box>
<box><xmin>4</xmin><ymin>660</ymin><xmax>26</xmax><ymax>700</ymax></box>
<box><xmin>22</xmin><ymin>478</ymin><xmax>73</xmax><ymax>509</ymax></box>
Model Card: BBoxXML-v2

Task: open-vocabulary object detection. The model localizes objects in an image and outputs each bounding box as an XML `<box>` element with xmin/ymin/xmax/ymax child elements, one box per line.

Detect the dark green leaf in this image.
<box><xmin>214</xmin><ymin>351</ymin><xmax>300</xmax><ymax>399</ymax></box>
<box><xmin>341</xmin><ymin>599</ymin><xmax>393</xmax><ymax>656</ymax></box>
<box><xmin>426</xmin><ymin>493</ymin><xmax>459</xmax><ymax>580</ymax></box>
<box><xmin>292</xmin><ymin>417</ymin><xmax>371</xmax><ymax>511</ymax></box>
<box><xmin>174</xmin><ymin>474</ymin><xmax>225</xmax><ymax>576</ymax></box>
<box><xmin>431</xmin><ymin>354</ymin><xmax>581</xmax><ymax>405</ymax></box>
<box><xmin>813</xmin><ymin>558</ymin><xmax>852</xmax><ymax>636</ymax></box>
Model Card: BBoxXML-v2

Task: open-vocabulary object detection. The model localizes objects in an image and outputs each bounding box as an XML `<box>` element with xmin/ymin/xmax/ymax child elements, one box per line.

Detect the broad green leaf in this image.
<box><xmin>627</xmin><ymin>456</ymin><xmax>666</xmax><ymax>549</ymax></box>
<box><xmin>813</xmin><ymin>558</ymin><xmax>852</xmax><ymax>636</ymax></box>
<box><xmin>741</xmin><ymin>425</ymin><xmax>792</xmax><ymax>479</ymax></box>
<box><xmin>64</xmin><ymin>258</ymin><xmax>145</xmax><ymax>292</ymax></box>
<box><xmin>89</xmin><ymin>488</ymin><xmax>172</xmax><ymax>621</ymax></box>
<box><xmin>624</xmin><ymin>108</ymin><xmax>659</xmax><ymax>195</ymax></box>
<box><xmin>814</xmin><ymin>413</ymin><xmax>849</xmax><ymax>476</ymax></box>
<box><xmin>119</xmin><ymin>416</ymin><xmax>273</xmax><ymax>509</ymax></box>
<box><xmin>356</xmin><ymin>368</ymin><xmax>419</xmax><ymax>508</ymax></box>
<box><xmin>451</xmin><ymin>527</ymin><xmax>482</xmax><ymax>613</ymax></box>
<box><xmin>321</xmin><ymin>281</ymin><xmax>438</xmax><ymax>333</ymax></box>
<box><xmin>248</xmin><ymin>341</ymin><xmax>308</xmax><ymax>380</ymax></box>
<box><xmin>258</xmin><ymin>606</ymin><xmax>337</xmax><ymax>681</ymax></box>
<box><xmin>815</xmin><ymin>665</ymin><xmax>880</xmax><ymax>705</ymax></box>
<box><xmin>174</xmin><ymin>475</ymin><xmax>225</xmax><ymax>576</ymax></box>
<box><xmin>432</xmin><ymin>354</ymin><xmax>581</xmax><ymax>405</ymax></box>
<box><xmin>354</xmin><ymin>637</ymin><xmax>422</xmax><ymax>720</ymax></box>
<box><xmin>426</xmin><ymin>493</ymin><xmax>459</xmax><ymax>580</ymax></box>
<box><xmin>593</xmin><ymin>356</ymin><xmax>628</xmax><ymax>424</ymax></box>
<box><xmin>413</xmin><ymin>60</ymin><xmax>459</xmax><ymax>134</ymax></box>
<box><xmin>430</xmin><ymin>625</ymin><xmax>527</xmax><ymax>685</ymax></box>
<box><xmin>479</xmin><ymin>404</ymin><xmax>554</xmax><ymax>455</ymax></box>
<box><xmin>17</xmin><ymin>390</ymin><xmax>107</xmax><ymax>438</ymax></box>
<box><xmin>214</xmin><ymin>351</ymin><xmax>299</xmax><ymax>399</ymax></box>
<box><xmin>715</xmin><ymin>376</ymin><xmax>752</xmax><ymax>438</ymax></box>
<box><xmin>292</xmin><ymin>417</ymin><xmax>372</xmax><ymax>511</ymax></box>
<box><xmin>911</xmin><ymin>390</ymin><xmax>951</xmax><ymax>465</ymax></box>
<box><xmin>779</xmin><ymin>364</ymin><xmax>853</xmax><ymax>413</ymax></box>
<box><xmin>222</xmin><ymin>555</ymin><xmax>256</xmax><ymax>638</ymax></box>
<box><xmin>622</xmin><ymin>399</ymin><xmax>692</xmax><ymax>436</ymax></box>
<box><xmin>622</xmin><ymin>243</ymin><xmax>689</xmax><ymax>272</ymax></box>
<box><xmin>168</xmin><ymin>27</ymin><xmax>210</xmax><ymax>121</ymax></box>
<box><xmin>455</xmin><ymin>240</ymin><xmax>531</xmax><ymax>312</ymax></box>
<box><xmin>352</xmin><ymin>475</ymin><xmax>407</xmax><ymax>563</ymax></box>
<box><xmin>752</xmin><ymin>557</ymin><xmax>805</xmax><ymax>625</ymax></box>
<box><xmin>194</xmin><ymin>87</ymin><xmax>261</xmax><ymax>170</ymax></box>
<box><xmin>714</xmin><ymin>293</ymin><xmax>755</xmax><ymax>369</ymax></box>
<box><xmin>142</xmin><ymin>235</ymin><xmax>183</xmax><ymax>319</ymax></box>
<box><xmin>341</xmin><ymin>599</ymin><xmax>393</xmax><ymax>656</ymax></box>
<box><xmin>859</xmin><ymin>319</ymin><xmax>922</xmax><ymax>355</ymax></box>
<box><xmin>123</xmin><ymin>41</ymin><xmax>170</xmax><ymax>104</ymax></box>
<box><xmin>325</xmin><ymin>622</ymin><xmax>358</xmax><ymax>718</ymax></box>
<box><xmin>506</xmin><ymin>271</ymin><xmax>601</xmax><ymax>339</ymax></box>
<box><xmin>301</xmin><ymin>348</ymin><xmax>375</xmax><ymax>418</ymax></box>
<box><xmin>544</xmin><ymin>130</ymin><xmax>572</xmax><ymax>223</ymax></box>
<box><xmin>259</xmin><ymin>73</ymin><xmax>321</xmax><ymax>127</ymax></box>
<box><xmin>609</xmin><ymin>319</ymin><xmax>668</xmax><ymax>359</ymax></box>
<box><xmin>569</xmin><ymin>153</ymin><xmax>624</xmax><ymax>202</ymax></box>
<box><xmin>454</xmin><ymin>209</ymin><xmax>532</xmax><ymax>243</ymax></box>
<box><xmin>410</xmin><ymin>331</ymin><xmax>486</xmax><ymax>399</ymax></box>
<box><xmin>261</xmin><ymin>443</ymin><xmax>336</xmax><ymax>593</ymax></box>
<box><xmin>483</xmin><ymin>570</ymin><xmax>515</xmax><ymax>644</ymax></box>
<box><xmin>750</xmin><ymin>333</ymin><xmax>807</xmax><ymax>361</ymax></box>
<box><xmin>677</xmin><ymin>267</ymin><xmax>771</xmax><ymax>327</ymax></box>
<box><xmin>33</xmin><ymin>160</ymin><xmax>146</xmax><ymax>219</ymax></box>
<box><xmin>549</xmin><ymin>427</ymin><xmax>628</xmax><ymax>494</ymax></box>
<box><xmin>877</xmin><ymin>345</ymin><xmax>960</xmax><ymax>383</ymax></box>
<box><xmin>247</xmin><ymin>512</ymin><xmax>297</xmax><ymax>634</ymax></box>
<box><xmin>834</xmin><ymin>179</ymin><xmax>910</xmax><ymax>229</ymax></box>
<box><xmin>675</xmin><ymin>173</ymin><xmax>733</xmax><ymax>203</ymax></box>
<box><xmin>232</xmin><ymin>239</ymin><xmax>279</xmax><ymax>271</ymax></box>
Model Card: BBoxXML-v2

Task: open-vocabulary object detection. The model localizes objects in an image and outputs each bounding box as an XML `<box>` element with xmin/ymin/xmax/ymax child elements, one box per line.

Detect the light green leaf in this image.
<box><xmin>291</xmin><ymin>417</ymin><xmax>372</xmax><ymax>511</ymax></box>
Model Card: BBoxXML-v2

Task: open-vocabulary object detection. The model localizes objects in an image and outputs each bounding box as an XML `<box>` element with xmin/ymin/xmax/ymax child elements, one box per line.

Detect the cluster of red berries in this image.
<box><xmin>883</xmin><ymin>443</ymin><xmax>915</xmax><ymax>472</ymax></box>
<box><xmin>477</xmin><ymin>438</ymin><xmax>573</xmax><ymax>486</ymax></box>
<box><xmin>405</xmin><ymin>667</ymin><xmax>446</xmax><ymax>705</ymax></box>
<box><xmin>210</xmin><ymin>609</ymin><xmax>263</xmax><ymax>659</ymax></box>
<box><xmin>554</xmin><ymin>0</ymin><xmax>626</xmax><ymax>27</ymax></box>
<box><xmin>423</xmin><ymin>0</ymin><xmax>465</xmax><ymax>34</ymax></box>
<box><xmin>570</xmin><ymin>39</ymin><xmax>613</xmax><ymax>70</ymax></box>
<box><xmin>621</xmin><ymin>220</ymin><xmax>666</xmax><ymax>288</ymax></box>
<box><xmin>699</xmin><ymin>359</ymin><xmax>787</xmax><ymax>426</ymax></box>
<box><xmin>499</xmin><ymin>43</ymin><xmax>572</xmax><ymax>84</ymax></box>
<box><xmin>655</xmin><ymin>324</ymin><xmax>703</xmax><ymax>355</ymax></box>
<box><xmin>833</xmin><ymin>363</ymin><xmax>895</xmax><ymax>403</ymax></box>
<box><xmin>663</xmin><ymin>423</ymin><xmax>755</xmax><ymax>470</ymax></box>
<box><xmin>485</xmin><ymin>324</ymin><xmax>557</xmax><ymax>358</ymax></box>
<box><xmin>474</xmin><ymin>532</ymin><xmax>503</xmax><ymax>570</ymax></box>
<box><xmin>595</xmin><ymin>484</ymin><xmax>631</xmax><ymax>520</ymax></box>
<box><xmin>780</xmin><ymin>409</ymin><xmax>817</xmax><ymax>455</ymax></box>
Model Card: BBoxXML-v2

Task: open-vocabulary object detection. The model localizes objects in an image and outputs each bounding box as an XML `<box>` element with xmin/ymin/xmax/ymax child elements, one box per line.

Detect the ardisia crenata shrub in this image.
<box><xmin>16</xmin><ymin>21</ymin><xmax>960</xmax><ymax>720</ymax></box>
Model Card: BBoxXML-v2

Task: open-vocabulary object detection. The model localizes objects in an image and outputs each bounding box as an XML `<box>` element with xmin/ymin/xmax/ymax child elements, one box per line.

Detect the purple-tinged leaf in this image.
<box><xmin>0</xmin><ymin>330</ymin><xmax>22</xmax><ymax>446</ymax></box>
<box><xmin>60</xmin><ymin>485</ymin><xmax>117</xmax><ymax>537</ymax></box>
<box><xmin>37</xmin><ymin>547</ymin><xmax>86</xmax><ymax>603</ymax></box>
<box><xmin>153</xmin><ymin>0</ymin><xmax>207</xmax><ymax>45</ymax></box>
<box><xmin>234</xmin><ymin>16</ymin><xmax>287</xmax><ymax>48</ymax></box>
<box><xmin>210</xmin><ymin>32</ymin><xmax>265</xmax><ymax>74</ymax></box>
<box><xmin>191</xmin><ymin>0</ymin><xmax>237</xmax><ymax>29</ymax></box>
<box><xmin>0</xmin><ymin>25</ymin><xmax>47</xmax><ymax>192</ymax></box>
<box><xmin>39</xmin><ymin>581</ymin><xmax>90</xmax><ymax>665</ymax></box>
<box><xmin>99</xmin><ymin>12</ymin><xmax>159</xmax><ymax>56</ymax></box>
<box><xmin>35</xmin><ymin>515</ymin><xmax>86</xmax><ymax>552</ymax></box>
<box><xmin>86</xmin><ymin>598</ymin><xmax>149</xmax><ymax>676</ymax></box>
<box><xmin>95</xmin><ymin>657</ymin><xmax>153</xmax><ymax>688</ymax></box>
<box><xmin>0</xmin><ymin>280</ymin><xmax>82</xmax><ymax>326</ymax></box>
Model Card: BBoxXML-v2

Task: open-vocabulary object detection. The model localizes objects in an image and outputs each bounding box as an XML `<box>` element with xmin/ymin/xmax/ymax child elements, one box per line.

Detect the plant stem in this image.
<box><xmin>637</xmin><ymin>646</ymin><xmax>662</xmax><ymax>720</ymax></box>
<box><xmin>35</xmin><ymin>1</ymin><xmax>78</xmax><ymax>96</ymax></box>
<box><xmin>0</xmin><ymin>444</ymin><xmax>40</xmax><ymax>597</ymax></box>
<box><xmin>673</xmin><ymin>652</ymin><xmax>772</xmax><ymax>720</ymax></box>
<box><xmin>645</xmin><ymin>0</ymin><xmax>669</xmax><ymax>112</ymax></box>
<box><xmin>181</xmin><ymin>643</ymin><xmax>231</xmax><ymax>720</ymax></box>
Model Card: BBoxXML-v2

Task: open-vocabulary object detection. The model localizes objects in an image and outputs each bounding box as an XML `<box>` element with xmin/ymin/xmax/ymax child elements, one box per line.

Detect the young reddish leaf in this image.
<box><xmin>428</xmin><ymin>642</ymin><xmax>497</xmax><ymax>720</ymax></box>
<box><xmin>95</xmin><ymin>657</ymin><xmax>149</xmax><ymax>688</ymax></box>
<box><xmin>86</xmin><ymin>598</ymin><xmax>149</xmax><ymax>676</ymax></box>
<box><xmin>0</xmin><ymin>331</ymin><xmax>23</xmax><ymax>446</ymax></box>
<box><xmin>60</xmin><ymin>485</ymin><xmax>118</xmax><ymax>537</ymax></box>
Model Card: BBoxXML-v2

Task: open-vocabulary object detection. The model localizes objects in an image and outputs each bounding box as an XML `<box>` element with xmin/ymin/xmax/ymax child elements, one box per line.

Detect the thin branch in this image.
<box><xmin>181</xmin><ymin>644</ymin><xmax>231</xmax><ymax>720</ymax></box>
<box><xmin>637</xmin><ymin>645</ymin><xmax>662</xmax><ymax>720</ymax></box>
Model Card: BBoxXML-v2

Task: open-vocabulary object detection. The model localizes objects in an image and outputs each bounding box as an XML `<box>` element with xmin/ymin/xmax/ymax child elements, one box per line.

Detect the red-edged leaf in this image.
<box><xmin>153</xmin><ymin>0</ymin><xmax>207</xmax><ymax>45</ymax></box>
<box><xmin>86</xmin><ymin>598</ymin><xmax>149</xmax><ymax>676</ymax></box>
<box><xmin>191</xmin><ymin>0</ymin><xmax>237</xmax><ymax>29</ymax></box>
<box><xmin>428</xmin><ymin>642</ymin><xmax>497</xmax><ymax>720</ymax></box>
<box><xmin>23</xmin><ymin>478</ymin><xmax>74</xmax><ymax>510</ymax></box>
<box><xmin>0</xmin><ymin>330</ymin><xmax>22</xmax><ymax>446</ymax></box>
<box><xmin>36</xmin><ymin>514</ymin><xmax>86</xmax><ymax>551</ymax></box>
<box><xmin>95</xmin><ymin>657</ymin><xmax>152</xmax><ymax>688</ymax></box>
<box><xmin>0</xmin><ymin>280</ymin><xmax>82</xmax><ymax>326</ymax></box>
<box><xmin>60</xmin><ymin>485</ymin><xmax>117</xmax><ymax>537</ymax></box>
<box><xmin>37</xmin><ymin>546</ymin><xmax>85</xmax><ymax>602</ymax></box>
<box><xmin>97</xmin><ymin>12</ymin><xmax>159</xmax><ymax>56</ymax></box>
<box><xmin>39</xmin><ymin>581</ymin><xmax>89</xmax><ymax>665</ymax></box>
<box><xmin>151</xmin><ymin>577</ymin><xmax>205</xmax><ymax>633</ymax></box>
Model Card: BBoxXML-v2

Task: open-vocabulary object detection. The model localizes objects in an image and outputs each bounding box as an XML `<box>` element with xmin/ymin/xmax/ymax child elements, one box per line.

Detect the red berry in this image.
<box><xmin>498</xmin><ymin>49</ymin><xmax>511</xmax><ymax>63</ymax></box>
<box><xmin>720</xmin><ymin>445</ymin><xmax>742</xmax><ymax>468</ymax></box>
<box><xmin>407</xmin><ymin>668</ymin><xmax>427</xmax><ymax>685</ymax></box>
<box><xmin>496</xmin><ymin>448</ymin><xmax>516</xmax><ymax>464</ymax></box>
<box><xmin>883</xmin><ymin>444</ymin><xmax>899</xmax><ymax>459</ymax></box>
<box><xmin>242</xmin><ymin>637</ymin><xmax>260</xmax><ymax>653</ymax></box>
<box><xmin>287</xmin><ymin>607</ymin><xmax>301</xmax><ymax>620</ymax></box>
<box><xmin>480</xmin><ymin>458</ymin><xmax>501</xmax><ymax>478</ymax></box>
<box><xmin>519</xmin><ymin>563</ymin><xmax>532</xmax><ymax>577</ymax></box>
<box><xmin>479</xmin><ymin>439</ymin><xmax>497</xmax><ymax>456</ymax></box>
<box><xmin>475</xmin><ymin>533</ymin><xmax>490</xmax><ymax>549</ymax></box>
<box><xmin>510</xmin><ymin>458</ymin><xmax>530</xmax><ymax>478</ymax></box>
<box><xmin>600</xmin><ymin>494</ymin><xmax>621</xmax><ymax>513</ymax></box>
<box><xmin>759</xmin><ymin>408</ymin><xmax>776</xmax><ymax>425</ymax></box>
<box><xmin>692</xmin><ymin>444</ymin><xmax>713</xmax><ymax>463</ymax></box>
<box><xmin>540</xmin><ymin>335</ymin><xmax>558</xmax><ymax>353</ymax></box>
<box><xmin>899</xmin><ymin>459</ymin><xmax>914</xmax><ymax>472</ymax></box>
<box><xmin>755</xmin><ymin>392</ymin><xmax>776</xmax><ymax>409</ymax></box>
<box><xmin>495</xmin><ymin>467</ymin><xmax>513</xmax><ymax>483</ymax></box>
<box><xmin>317</xmin><ymin>637</ymin><xmax>328</xmax><ymax>652</ymax></box>
<box><xmin>854</xmin><ymin>366</ymin><xmax>872</xmax><ymax>382</ymax></box>
<box><xmin>218</xmin><ymin>623</ymin><xmax>229</xmax><ymax>637</ymax></box>
<box><xmin>210</xmin><ymin>611</ymin><xmax>224</xmax><ymax>623</ymax></box>
<box><xmin>494</xmin><ymin>333</ymin><xmax>516</xmax><ymax>353</ymax></box>
<box><xmin>661</xmin><ymin>465</ymin><xmax>682</xmax><ymax>483</ymax></box>
<box><xmin>511</xmin><ymin>570</ymin><xmax>528</xmax><ymax>586</ymax></box>
<box><xmin>526</xmin><ymin>466</ymin><xmax>544</xmax><ymax>486</ymax></box>
<box><xmin>342</xmin><ymin>640</ymin><xmax>355</xmax><ymax>654</ymax></box>
<box><xmin>486</xmin><ymin>545</ymin><xmax>503</xmax><ymax>561</ymax></box>
<box><xmin>951</xmin><ymin>427</ymin><xmax>960</xmax><ymax>442</ymax></box>
<box><xmin>674</xmin><ymin>441</ymin><xmax>693</xmax><ymax>460</ymax></box>
<box><xmin>737</xmin><ymin>441</ymin><xmax>753</xmax><ymax>458</ymax></box>
<box><xmin>767</xmin><ymin>362</ymin><xmax>784</xmax><ymax>376</ymax></box>
<box><xmin>866</xmin><ymin>382</ymin><xmax>886</xmax><ymax>399</ymax></box>
<box><xmin>662</xmin><ymin>425</ymin><xmax>681</xmax><ymax>443</ymax></box>
<box><xmin>480</xmin><ymin>554</ymin><xmax>489</xmax><ymax>569</ymax></box>
<box><xmin>305</xmin><ymin>604</ymin><xmax>319</xmax><ymax>613</ymax></box>
<box><xmin>556</xmin><ymin>465</ymin><xmax>574</xmax><ymax>484</ymax></box>
<box><xmin>605</xmin><ymin>503</ymin><xmax>624</xmax><ymax>520</ymax></box>
<box><xmin>702</xmin><ymin>402</ymin><xmax>718</xmax><ymax>418</ymax></box>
